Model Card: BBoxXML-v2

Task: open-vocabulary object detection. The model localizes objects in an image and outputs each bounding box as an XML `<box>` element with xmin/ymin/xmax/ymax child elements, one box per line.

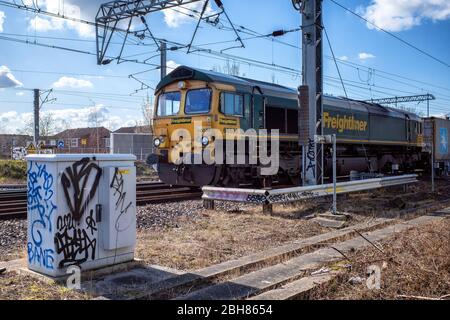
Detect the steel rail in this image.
<box><xmin>0</xmin><ymin>182</ymin><xmax>201</xmax><ymax>219</ymax></box>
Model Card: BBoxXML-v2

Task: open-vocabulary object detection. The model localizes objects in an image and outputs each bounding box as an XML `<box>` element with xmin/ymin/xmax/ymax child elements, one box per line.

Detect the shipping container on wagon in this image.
<box><xmin>424</xmin><ymin>117</ymin><xmax>450</xmax><ymax>161</ymax></box>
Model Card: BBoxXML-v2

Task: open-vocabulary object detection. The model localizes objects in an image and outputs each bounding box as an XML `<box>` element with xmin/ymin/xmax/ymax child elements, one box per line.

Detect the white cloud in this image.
<box><xmin>0</xmin><ymin>66</ymin><xmax>23</xmax><ymax>88</ymax></box>
<box><xmin>52</xmin><ymin>76</ymin><xmax>93</xmax><ymax>89</ymax></box>
<box><xmin>339</xmin><ymin>55</ymin><xmax>349</xmax><ymax>61</ymax></box>
<box><xmin>163</xmin><ymin>2</ymin><xmax>215</xmax><ymax>28</ymax></box>
<box><xmin>358</xmin><ymin>52</ymin><xmax>376</xmax><ymax>60</ymax></box>
<box><xmin>26</xmin><ymin>0</ymin><xmax>96</xmax><ymax>38</ymax></box>
<box><xmin>167</xmin><ymin>60</ymin><xmax>181</xmax><ymax>71</ymax></box>
<box><xmin>16</xmin><ymin>92</ymin><xmax>25</xmax><ymax>96</ymax></box>
<box><xmin>0</xmin><ymin>106</ymin><xmax>141</xmax><ymax>134</ymax></box>
<box><xmin>0</xmin><ymin>10</ymin><xmax>5</xmax><ymax>32</ymax></box>
<box><xmin>360</xmin><ymin>0</ymin><xmax>450</xmax><ymax>32</ymax></box>
<box><xmin>28</xmin><ymin>15</ymin><xmax>64</xmax><ymax>32</ymax></box>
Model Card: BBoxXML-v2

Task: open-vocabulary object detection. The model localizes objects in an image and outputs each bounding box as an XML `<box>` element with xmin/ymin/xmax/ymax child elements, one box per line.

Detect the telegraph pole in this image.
<box><xmin>160</xmin><ymin>41</ymin><xmax>167</xmax><ymax>79</ymax></box>
<box><xmin>33</xmin><ymin>89</ymin><xmax>40</xmax><ymax>145</ymax></box>
<box><xmin>296</xmin><ymin>0</ymin><xmax>324</xmax><ymax>186</ymax></box>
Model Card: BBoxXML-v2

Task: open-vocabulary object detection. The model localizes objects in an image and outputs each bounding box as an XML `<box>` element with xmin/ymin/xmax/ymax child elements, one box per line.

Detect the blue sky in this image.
<box><xmin>0</xmin><ymin>0</ymin><xmax>449</xmax><ymax>134</ymax></box>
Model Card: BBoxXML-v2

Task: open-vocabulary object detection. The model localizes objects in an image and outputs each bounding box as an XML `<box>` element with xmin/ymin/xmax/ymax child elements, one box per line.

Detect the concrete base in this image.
<box><xmin>17</xmin><ymin>259</ymin><xmax>145</xmax><ymax>284</ymax></box>
<box><xmin>313</xmin><ymin>217</ymin><xmax>347</xmax><ymax>229</ymax></box>
<box><xmin>13</xmin><ymin>259</ymin><xmax>185</xmax><ymax>300</ymax></box>
<box><xmin>318</xmin><ymin>212</ymin><xmax>352</xmax><ymax>221</ymax></box>
<box><xmin>87</xmin><ymin>264</ymin><xmax>185</xmax><ymax>299</ymax></box>
<box><xmin>313</xmin><ymin>212</ymin><xmax>352</xmax><ymax>229</ymax></box>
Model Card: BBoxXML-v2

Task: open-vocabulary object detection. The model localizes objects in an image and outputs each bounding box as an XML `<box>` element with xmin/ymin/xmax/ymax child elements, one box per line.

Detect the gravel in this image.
<box><xmin>0</xmin><ymin>218</ymin><xmax>27</xmax><ymax>261</ymax></box>
<box><xmin>0</xmin><ymin>200</ymin><xmax>257</xmax><ymax>261</ymax></box>
<box><xmin>137</xmin><ymin>200</ymin><xmax>257</xmax><ymax>230</ymax></box>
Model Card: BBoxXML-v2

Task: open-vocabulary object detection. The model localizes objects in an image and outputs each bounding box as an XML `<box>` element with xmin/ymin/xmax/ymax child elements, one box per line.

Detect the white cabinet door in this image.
<box><xmin>55</xmin><ymin>158</ymin><xmax>102</xmax><ymax>269</ymax></box>
<box><xmin>99</xmin><ymin>166</ymin><xmax>137</xmax><ymax>251</ymax></box>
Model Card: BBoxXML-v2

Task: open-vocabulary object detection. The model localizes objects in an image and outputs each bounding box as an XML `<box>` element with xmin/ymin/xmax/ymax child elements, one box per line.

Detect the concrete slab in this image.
<box><xmin>431</xmin><ymin>207</ymin><xmax>450</xmax><ymax>216</ymax></box>
<box><xmin>176</xmin><ymin>215</ymin><xmax>442</xmax><ymax>300</ymax></box>
<box><xmin>86</xmin><ymin>264</ymin><xmax>185</xmax><ymax>300</ymax></box>
<box><xmin>249</xmin><ymin>271</ymin><xmax>340</xmax><ymax>300</ymax></box>
<box><xmin>143</xmin><ymin>218</ymin><xmax>392</xmax><ymax>299</ymax></box>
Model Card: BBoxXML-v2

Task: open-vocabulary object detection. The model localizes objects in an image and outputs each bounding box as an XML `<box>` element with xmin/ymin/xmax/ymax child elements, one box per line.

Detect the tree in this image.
<box><xmin>88</xmin><ymin>106</ymin><xmax>101</xmax><ymax>128</ymax></box>
<box><xmin>140</xmin><ymin>93</ymin><xmax>154</xmax><ymax>134</ymax></box>
<box><xmin>87</xmin><ymin>107</ymin><xmax>103</xmax><ymax>153</ymax></box>
<box><xmin>213</xmin><ymin>59</ymin><xmax>242</xmax><ymax>76</ymax></box>
<box><xmin>20</xmin><ymin>112</ymin><xmax>57</xmax><ymax>138</ymax></box>
<box><xmin>40</xmin><ymin>112</ymin><xmax>57</xmax><ymax>137</ymax></box>
<box><xmin>395</xmin><ymin>105</ymin><xmax>425</xmax><ymax>117</ymax></box>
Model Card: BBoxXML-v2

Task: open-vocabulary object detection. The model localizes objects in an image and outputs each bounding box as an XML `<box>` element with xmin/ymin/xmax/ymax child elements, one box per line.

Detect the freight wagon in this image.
<box><xmin>425</xmin><ymin>117</ymin><xmax>450</xmax><ymax>175</ymax></box>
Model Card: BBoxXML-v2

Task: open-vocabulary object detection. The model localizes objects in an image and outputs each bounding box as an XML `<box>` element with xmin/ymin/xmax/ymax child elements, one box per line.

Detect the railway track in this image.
<box><xmin>0</xmin><ymin>176</ymin><xmax>447</xmax><ymax>219</ymax></box>
<box><xmin>0</xmin><ymin>181</ymin><xmax>202</xmax><ymax>219</ymax></box>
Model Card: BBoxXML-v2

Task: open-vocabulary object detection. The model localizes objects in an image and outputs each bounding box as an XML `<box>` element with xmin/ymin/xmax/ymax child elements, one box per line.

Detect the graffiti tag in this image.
<box><xmin>54</xmin><ymin>212</ymin><xmax>97</xmax><ymax>268</ymax></box>
<box><xmin>27</xmin><ymin>161</ymin><xmax>56</xmax><ymax>269</ymax></box>
<box><xmin>61</xmin><ymin>158</ymin><xmax>102</xmax><ymax>221</ymax></box>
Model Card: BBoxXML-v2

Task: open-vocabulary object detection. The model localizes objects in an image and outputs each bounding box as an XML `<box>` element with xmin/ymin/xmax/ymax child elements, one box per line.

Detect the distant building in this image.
<box><xmin>0</xmin><ymin>134</ymin><xmax>32</xmax><ymax>159</ymax></box>
<box><xmin>114</xmin><ymin>125</ymin><xmax>152</xmax><ymax>134</ymax></box>
<box><xmin>111</xmin><ymin>125</ymin><xmax>153</xmax><ymax>161</ymax></box>
<box><xmin>1</xmin><ymin>125</ymin><xmax>153</xmax><ymax>158</ymax></box>
<box><xmin>53</xmin><ymin>127</ymin><xmax>111</xmax><ymax>154</ymax></box>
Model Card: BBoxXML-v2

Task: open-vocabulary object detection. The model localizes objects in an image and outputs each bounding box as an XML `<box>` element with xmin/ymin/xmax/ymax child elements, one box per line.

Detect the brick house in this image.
<box><xmin>53</xmin><ymin>127</ymin><xmax>111</xmax><ymax>154</ymax></box>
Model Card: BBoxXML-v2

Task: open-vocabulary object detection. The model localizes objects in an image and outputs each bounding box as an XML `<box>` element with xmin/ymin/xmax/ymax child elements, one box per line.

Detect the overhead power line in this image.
<box><xmin>328</xmin><ymin>0</ymin><xmax>450</xmax><ymax>68</ymax></box>
<box><xmin>9</xmin><ymin>67</ymin><xmax>130</xmax><ymax>79</ymax></box>
<box><xmin>2</xmin><ymin>0</ymin><xmax>449</xmax><ymax>103</ymax></box>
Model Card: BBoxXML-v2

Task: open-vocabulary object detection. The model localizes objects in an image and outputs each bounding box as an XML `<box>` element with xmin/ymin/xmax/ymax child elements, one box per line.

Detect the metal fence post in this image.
<box><xmin>332</xmin><ymin>134</ymin><xmax>337</xmax><ymax>215</ymax></box>
<box><xmin>431</xmin><ymin>142</ymin><xmax>435</xmax><ymax>192</ymax></box>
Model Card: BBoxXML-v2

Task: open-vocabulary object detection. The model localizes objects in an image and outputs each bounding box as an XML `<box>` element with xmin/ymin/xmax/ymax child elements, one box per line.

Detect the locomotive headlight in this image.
<box><xmin>178</xmin><ymin>81</ymin><xmax>187</xmax><ymax>89</ymax></box>
<box><xmin>201</xmin><ymin>136</ymin><xmax>210</xmax><ymax>146</ymax></box>
<box><xmin>153</xmin><ymin>138</ymin><xmax>162</xmax><ymax>148</ymax></box>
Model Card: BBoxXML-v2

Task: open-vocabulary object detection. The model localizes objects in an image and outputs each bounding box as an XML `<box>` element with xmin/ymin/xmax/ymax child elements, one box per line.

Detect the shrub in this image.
<box><xmin>0</xmin><ymin>160</ymin><xmax>27</xmax><ymax>180</ymax></box>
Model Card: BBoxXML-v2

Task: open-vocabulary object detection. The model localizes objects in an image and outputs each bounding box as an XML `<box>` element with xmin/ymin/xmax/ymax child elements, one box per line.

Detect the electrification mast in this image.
<box><xmin>294</xmin><ymin>0</ymin><xmax>324</xmax><ymax>186</ymax></box>
<box><xmin>96</xmin><ymin>0</ymin><xmax>202</xmax><ymax>65</ymax></box>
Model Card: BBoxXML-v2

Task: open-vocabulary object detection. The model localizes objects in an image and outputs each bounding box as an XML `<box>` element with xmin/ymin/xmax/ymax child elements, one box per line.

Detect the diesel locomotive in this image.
<box><xmin>148</xmin><ymin>66</ymin><xmax>426</xmax><ymax>188</ymax></box>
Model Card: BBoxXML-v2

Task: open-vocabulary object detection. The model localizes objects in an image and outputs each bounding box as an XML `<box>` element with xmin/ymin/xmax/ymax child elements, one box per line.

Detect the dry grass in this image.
<box><xmin>135</xmin><ymin>179</ymin><xmax>450</xmax><ymax>272</ymax></box>
<box><xmin>312</xmin><ymin>218</ymin><xmax>450</xmax><ymax>300</ymax></box>
<box><xmin>0</xmin><ymin>272</ymin><xmax>91</xmax><ymax>300</ymax></box>
<box><xmin>136</xmin><ymin>209</ymin><xmax>329</xmax><ymax>271</ymax></box>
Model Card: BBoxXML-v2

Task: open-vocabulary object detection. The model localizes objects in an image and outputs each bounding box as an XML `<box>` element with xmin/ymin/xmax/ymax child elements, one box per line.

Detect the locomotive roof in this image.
<box><xmin>156</xmin><ymin>65</ymin><xmax>296</xmax><ymax>96</ymax></box>
<box><xmin>157</xmin><ymin>66</ymin><xmax>421</xmax><ymax>121</ymax></box>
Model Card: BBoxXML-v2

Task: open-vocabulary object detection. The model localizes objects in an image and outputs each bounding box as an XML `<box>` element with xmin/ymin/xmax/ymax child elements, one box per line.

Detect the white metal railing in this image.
<box><xmin>202</xmin><ymin>174</ymin><xmax>418</xmax><ymax>205</ymax></box>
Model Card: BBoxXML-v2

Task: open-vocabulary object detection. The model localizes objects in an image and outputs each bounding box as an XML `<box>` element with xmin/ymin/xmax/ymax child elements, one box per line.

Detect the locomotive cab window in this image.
<box><xmin>185</xmin><ymin>88</ymin><xmax>212</xmax><ymax>114</ymax></box>
<box><xmin>220</xmin><ymin>92</ymin><xmax>244</xmax><ymax>116</ymax></box>
<box><xmin>157</xmin><ymin>92</ymin><xmax>181</xmax><ymax>117</ymax></box>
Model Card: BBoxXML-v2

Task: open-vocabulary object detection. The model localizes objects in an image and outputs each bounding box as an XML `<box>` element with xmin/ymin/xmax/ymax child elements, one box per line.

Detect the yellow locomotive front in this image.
<box><xmin>150</xmin><ymin>76</ymin><xmax>241</xmax><ymax>186</ymax></box>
